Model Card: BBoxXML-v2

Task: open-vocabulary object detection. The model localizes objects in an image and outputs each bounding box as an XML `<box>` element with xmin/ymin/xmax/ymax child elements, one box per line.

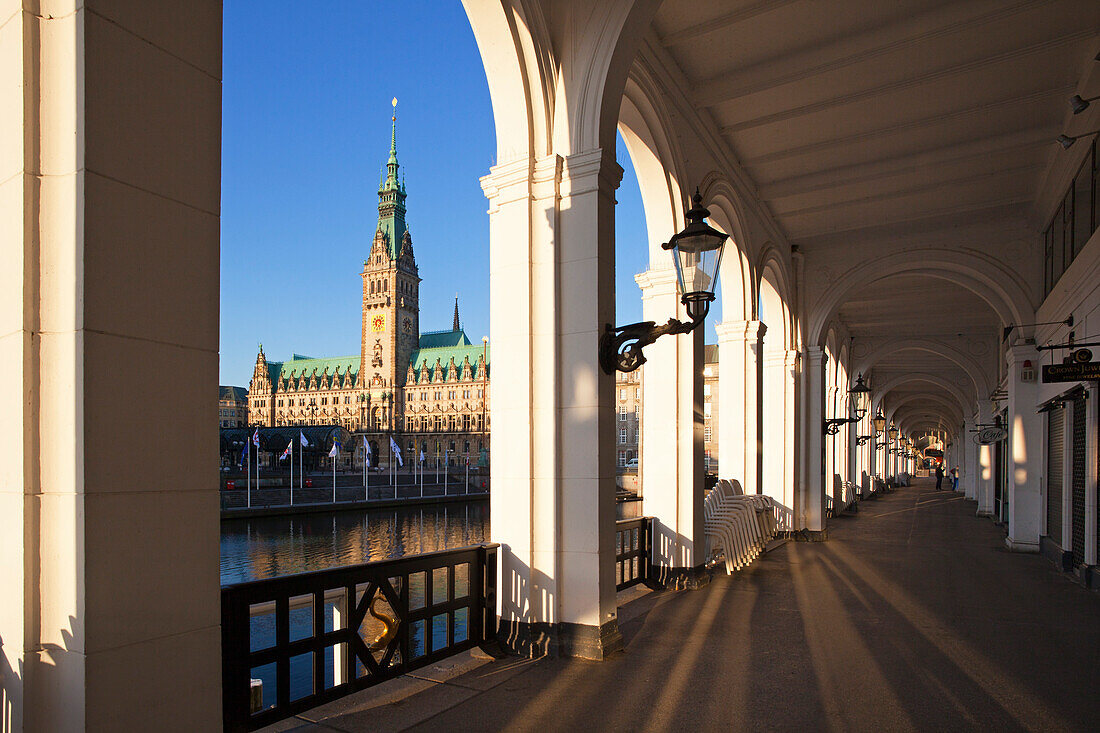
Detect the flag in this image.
<box><xmin>280</xmin><ymin>441</ymin><xmax>292</xmax><ymax>460</ymax></box>
<box><xmin>363</xmin><ymin>436</ymin><xmax>372</xmax><ymax>459</ymax></box>
<box><xmin>390</xmin><ymin>437</ymin><xmax>403</xmax><ymax>467</ymax></box>
<box><xmin>328</xmin><ymin>441</ymin><xmax>340</xmax><ymax>458</ymax></box>
<box><xmin>239</xmin><ymin>439</ymin><xmax>249</xmax><ymax>467</ymax></box>
<box><xmin>419</xmin><ymin>449</ymin><xmax>425</xmax><ymax>464</ymax></box>
<box><xmin>299</xmin><ymin>430</ymin><xmax>310</xmax><ymax>447</ymax></box>
<box><xmin>252</xmin><ymin>428</ymin><xmax>260</xmax><ymax>447</ymax></box>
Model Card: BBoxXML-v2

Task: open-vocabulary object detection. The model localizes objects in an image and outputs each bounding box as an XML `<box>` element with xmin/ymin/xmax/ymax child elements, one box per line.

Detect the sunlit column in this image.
<box><xmin>1</xmin><ymin>6</ymin><xmax>223</xmax><ymax>728</ymax></box>
<box><xmin>716</xmin><ymin>321</ymin><xmax>766</xmax><ymax>496</ymax></box>
<box><xmin>975</xmin><ymin>402</ymin><xmax>995</xmax><ymax>514</ymax></box>
<box><xmin>1006</xmin><ymin>343</ymin><xmax>1042</xmax><ymax>551</ymax></box>
<box><xmin>962</xmin><ymin>418</ymin><xmax>978</xmax><ymax>499</ymax></box>
<box><xmin>761</xmin><ymin>350</ymin><xmax>796</xmax><ymax>511</ymax></box>
<box><xmin>481</xmin><ymin>149</ymin><xmax>622</xmax><ymax>658</ymax></box>
<box><xmin>638</xmin><ymin>268</ymin><xmax>706</xmax><ymax>586</ymax></box>
<box><xmin>800</xmin><ymin>346</ymin><xmax>827</xmax><ymax>534</ymax></box>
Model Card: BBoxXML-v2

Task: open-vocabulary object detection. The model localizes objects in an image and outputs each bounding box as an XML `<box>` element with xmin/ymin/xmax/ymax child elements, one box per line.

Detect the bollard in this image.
<box><xmin>250</xmin><ymin>678</ymin><xmax>263</xmax><ymax>713</ymax></box>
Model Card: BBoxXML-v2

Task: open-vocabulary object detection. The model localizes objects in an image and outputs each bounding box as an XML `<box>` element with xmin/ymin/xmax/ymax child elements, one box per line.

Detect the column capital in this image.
<box><xmin>715</xmin><ymin>319</ymin><xmax>767</xmax><ymax>343</ymax></box>
<box><xmin>1006</xmin><ymin>341</ymin><xmax>1039</xmax><ymax>367</ymax></box>
<box><xmin>635</xmin><ymin>267</ymin><xmax>678</xmax><ymax>295</ymax></box>
<box><xmin>561</xmin><ymin>148</ymin><xmax>622</xmax><ymax>196</ymax></box>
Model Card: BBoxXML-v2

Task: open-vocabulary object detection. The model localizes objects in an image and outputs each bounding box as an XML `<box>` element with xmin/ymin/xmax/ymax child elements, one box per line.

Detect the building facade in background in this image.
<box><xmin>247</xmin><ymin>117</ymin><xmax>490</xmax><ymax>467</ymax></box>
<box><xmin>219</xmin><ymin>386</ymin><xmax>248</xmax><ymax>427</ymax></box>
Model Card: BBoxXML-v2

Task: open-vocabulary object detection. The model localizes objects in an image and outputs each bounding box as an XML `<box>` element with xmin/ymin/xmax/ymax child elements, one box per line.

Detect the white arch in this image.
<box><xmin>876</xmin><ymin>372</ymin><xmax>974</xmax><ymax>422</ymax></box>
<box><xmin>618</xmin><ymin>73</ymin><xmax>686</xmax><ymax>263</ymax></box>
<box><xmin>807</xmin><ymin>248</ymin><xmax>1034</xmax><ymax>347</ymax></box>
<box><xmin>887</xmin><ymin>393</ymin><xmax>965</xmax><ymax>428</ymax></box>
<box><xmin>855</xmin><ymin>337</ymin><xmax>992</xmax><ymax>399</ymax></box>
<box><xmin>757</xmin><ymin>250</ymin><xmax>795</xmax><ymax>351</ymax></box>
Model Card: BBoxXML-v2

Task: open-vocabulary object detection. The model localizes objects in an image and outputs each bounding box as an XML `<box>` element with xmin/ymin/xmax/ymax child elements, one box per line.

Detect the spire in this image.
<box><xmin>388</xmin><ymin>97</ymin><xmax>398</xmax><ymax>165</ymax></box>
<box><xmin>375</xmin><ymin>97</ymin><xmax>407</xmax><ymax>260</ymax></box>
<box><xmin>453</xmin><ymin>294</ymin><xmax>461</xmax><ymax>332</ymax></box>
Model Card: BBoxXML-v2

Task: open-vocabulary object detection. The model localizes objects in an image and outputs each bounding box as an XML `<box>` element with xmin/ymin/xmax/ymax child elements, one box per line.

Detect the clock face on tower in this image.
<box><xmin>403</xmin><ymin>317</ymin><xmax>412</xmax><ymax>333</ymax></box>
<box><xmin>371</xmin><ymin>314</ymin><xmax>386</xmax><ymax>332</ymax></box>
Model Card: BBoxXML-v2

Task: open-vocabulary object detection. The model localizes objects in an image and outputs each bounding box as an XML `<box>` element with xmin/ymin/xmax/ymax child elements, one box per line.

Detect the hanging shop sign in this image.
<box><xmin>1042</xmin><ymin>349</ymin><xmax>1100</xmax><ymax>383</ymax></box>
<box><xmin>974</xmin><ymin>427</ymin><xmax>1007</xmax><ymax>444</ymax></box>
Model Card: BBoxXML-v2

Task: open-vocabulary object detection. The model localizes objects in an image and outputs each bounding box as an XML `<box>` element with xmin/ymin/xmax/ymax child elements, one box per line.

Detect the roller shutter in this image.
<box><xmin>1047</xmin><ymin>406</ymin><xmax>1064</xmax><ymax>546</ymax></box>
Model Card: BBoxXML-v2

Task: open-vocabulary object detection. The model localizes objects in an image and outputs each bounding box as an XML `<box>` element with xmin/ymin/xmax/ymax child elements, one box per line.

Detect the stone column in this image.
<box><xmin>481</xmin><ymin>149</ymin><xmax>622</xmax><ymax>659</ymax></box>
<box><xmin>1</xmin><ymin>4</ymin><xmax>223</xmax><ymax>729</ymax></box>
<box><xmin>976</xmin><ymin>401</ymin><xmax>995</xmax><ymax>516</ymax></box>
<box><xmin>716</xmin><ymin>321</ymin><xmax>766</xmax><ymax>496</ymax></box>
<box><xmin>761</xmin><ymin>350</ymin><xmax>798</xmax><ymax>512</ymax></box>
<box><xmin>1006</xmin><ymin>344</ymin><xmax>1042</xmax><ymax>552</ymax></box>
<box><xmin>637</xmin><ymin>269</ymin><xmax>706</xmax><ymax>586</ymax></box>
<box><xmin>800</xmin><ymin>347</ymin><xmax>827</xmax><ymax>534</ymax></box>
<box><xmin>962</xmin><ymin>418</ymin><xmax>978</xmax><ymax>499</ymax></box>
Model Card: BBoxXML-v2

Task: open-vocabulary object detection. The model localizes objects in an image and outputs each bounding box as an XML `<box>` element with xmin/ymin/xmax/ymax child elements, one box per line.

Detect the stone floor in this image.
<box><xmin>264</xmin><ymin>479</ymin><xmax>1100</xmax><ymax>732</ymax></box>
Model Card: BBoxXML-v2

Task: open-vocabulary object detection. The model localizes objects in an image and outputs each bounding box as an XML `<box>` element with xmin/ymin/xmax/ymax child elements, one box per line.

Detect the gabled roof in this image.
<box><xmin>418</xmin><ymin>329</ymin><xmax>472</xmax><ymax>349</ymax></box>
<box><xmin>267</xmin><ymin>354</ymin><xmax>361</xmax><ymax>383</ymax></box>
<box><xmin>408</xmin><ymin>342</ymin><xmax>490</xmax><ymax>383</ymax></box>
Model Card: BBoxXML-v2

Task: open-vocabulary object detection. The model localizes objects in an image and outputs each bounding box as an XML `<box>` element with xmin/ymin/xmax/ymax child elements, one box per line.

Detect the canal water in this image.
<box><xmin>221</xmin><ymin>500</ymin><xmax>490</xmax><ymax>709</ymax></box>
<box><xmin>220</xmin><ymin>500</ymin><xmax>490</xmax><ymax>585</ymax></box>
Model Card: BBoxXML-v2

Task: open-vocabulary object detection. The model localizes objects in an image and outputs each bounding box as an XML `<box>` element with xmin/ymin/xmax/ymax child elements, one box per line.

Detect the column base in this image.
<box><xmin>795</xmin><ymin>528</ymin><xmax>829</xmax><ymax>542</ymax></box>
<box><xmin>496</xmin><ymin>619</ymin><xmax>623</xmax><ymax>660</ymax></box>
<box><xmin>1040</xmin><ymin>535</ymin><xmax>1074</xmax><ymax>571</ymax></box>
<box><xmin>976</xmin><ymin>509</ymin><xmax>994</xmax><ymax>517</ymax></box>
<box><xmin>648</xmin><ymin>563</ymin><xmax>710</xmax><ymax>591</ymax></box>
<box><xmin>1004</xmin><ymin>536</ymin><xmax>1040</xmax><ymax>553</ymax></box>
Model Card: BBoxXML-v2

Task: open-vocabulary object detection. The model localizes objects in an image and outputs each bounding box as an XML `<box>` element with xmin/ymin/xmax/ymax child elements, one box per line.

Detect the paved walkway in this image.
<box><xmin>268</xmin><ymin>479</ymin><xmax>1100</xmax><ymax>732</ymax></box>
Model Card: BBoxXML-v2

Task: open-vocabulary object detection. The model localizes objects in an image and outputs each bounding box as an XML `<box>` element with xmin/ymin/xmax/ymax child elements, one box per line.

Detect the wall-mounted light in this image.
<box><xmin>1057</xmin><ymin>130</ymin><xmax>1100</xmax><ymax>150</ymax></box>
<box><xmin>872</xmin><ymin>409</ymin><xmax>887</xmax><ymax>435</ymax></box>
<box><xmin>887</xmin><ymin>423</ymin><xmax>899</xmax><ymax>442</ymax></box>
<box><xmin>1070</xmin><ymin>94</ymin><xmax>1099</xmax><ymax>115</ymax></box>
<box><xmin>600</xmin><ymin>189</ymin><xmax>727</xmax><ymax>374</ymax></box>
<box><xmin>823</xmin><ymin>374</ymin><xmax>873</xmax><ymax>435</ymax></box>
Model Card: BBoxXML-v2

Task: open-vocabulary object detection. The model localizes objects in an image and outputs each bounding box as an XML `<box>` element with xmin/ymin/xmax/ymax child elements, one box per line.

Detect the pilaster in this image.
<box><xmin>976</xmin><ymin>401</ymin><xmax>995</xmax><ymax>516</ymax></box>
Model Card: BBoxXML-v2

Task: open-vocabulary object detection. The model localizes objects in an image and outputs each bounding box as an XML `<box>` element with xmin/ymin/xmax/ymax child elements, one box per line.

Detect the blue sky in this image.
<box><xmin>221</xmin><ymin>2</ymin><xmax>675</xmax><ymax>387</ymax></box>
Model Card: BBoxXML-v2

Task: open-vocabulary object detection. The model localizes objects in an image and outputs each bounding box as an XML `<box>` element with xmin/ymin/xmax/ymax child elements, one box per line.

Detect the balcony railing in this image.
<box><xmin>615</xmin><ymin>517</ymin><xmax>653</xmax><ymax>591</ymax></box>
<box><xmin>221</xmin><ymin>543</ymin><xmax>498</xmax><ymax>732</ymax></box>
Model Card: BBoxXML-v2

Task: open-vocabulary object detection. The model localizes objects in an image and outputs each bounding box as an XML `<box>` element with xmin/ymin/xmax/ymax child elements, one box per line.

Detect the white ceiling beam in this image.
<box><xmin>716</xmin><ymin>32</ymin><xmax>1090</xmax><ymax>134</ymax></box>
<box><xmin>658</xmin><ymin>0</ymin><xmax>802</xmax><ymax>48</ymax></box>
<box><xmin>694</xmin><ymin>0</ymin><xmax>1054</xmax><ymax>107</ymax></box>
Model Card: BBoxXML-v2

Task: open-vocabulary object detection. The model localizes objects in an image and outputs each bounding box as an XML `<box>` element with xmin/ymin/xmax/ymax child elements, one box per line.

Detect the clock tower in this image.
<box><xmin>360</xmin><ymin>103</ymin><xmax>420</xmax><ymax>430</ymax></box>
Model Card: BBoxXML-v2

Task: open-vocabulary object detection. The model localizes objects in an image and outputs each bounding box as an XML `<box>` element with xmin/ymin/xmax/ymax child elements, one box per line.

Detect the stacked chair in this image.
<box><xmin>704</xmin><ymin>479</ymin><xmax>780</xmax><ymax>575</ymax></box>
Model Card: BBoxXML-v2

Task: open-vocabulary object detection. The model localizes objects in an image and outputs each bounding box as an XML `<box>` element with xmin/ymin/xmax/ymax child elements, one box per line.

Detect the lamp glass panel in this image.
<box><xmin>673</xmin><ymin>240</ymin><xmax>723</xmax><ymax>297</ymax></box>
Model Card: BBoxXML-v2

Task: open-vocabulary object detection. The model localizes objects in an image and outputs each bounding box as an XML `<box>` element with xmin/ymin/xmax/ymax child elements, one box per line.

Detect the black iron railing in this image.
<box><xmin>221</xmin><ymin>543</ymin><xmax>498</xmax><ymax>732</ymax></box>
<box><xmin>615</xmin><ymin>517</ymin><xmax>652</xmax><ymax>591</ymax></box>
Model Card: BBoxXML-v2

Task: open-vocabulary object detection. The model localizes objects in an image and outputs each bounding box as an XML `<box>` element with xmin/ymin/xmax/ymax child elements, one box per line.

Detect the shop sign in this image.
<box><xmin>1042</xmin><ymin>349</ymin><xmax>1100</xmax><ymax>383</ymax></box>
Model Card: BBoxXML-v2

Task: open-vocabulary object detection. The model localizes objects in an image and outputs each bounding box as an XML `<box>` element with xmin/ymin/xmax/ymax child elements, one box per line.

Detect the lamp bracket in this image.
<box><xmin>599</xmin><ymin>297</ymin><xmax>709</xmax><ymax>374</ymax></box>
<box><xmin>823</xmin><ymin>416</ymin><xmax>858</xmax><ymax>435</ymax></box>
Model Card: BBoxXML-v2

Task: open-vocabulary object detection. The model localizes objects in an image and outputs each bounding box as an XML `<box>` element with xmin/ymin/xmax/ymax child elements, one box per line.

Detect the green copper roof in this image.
<box><xmin>418</xmin><ymin>329</ymin><xmax>472</xmax><ymax>349</ymax></box>
<box><xmin>409</xmin><ymin>342</ymin><xmax>490</xmax><ymax>383</ymax></box>
<box><xmin>268</xmin><ymin>354</ymin><xmax>361</xmax><ymax>384</ymax></box>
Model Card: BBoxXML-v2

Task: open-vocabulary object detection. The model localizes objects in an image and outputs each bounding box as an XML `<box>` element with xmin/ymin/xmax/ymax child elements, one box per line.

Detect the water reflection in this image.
<box><xmin>221</xmin><ymin>500</ymin><xmax>490</xmax><ymax>586</ymax></box>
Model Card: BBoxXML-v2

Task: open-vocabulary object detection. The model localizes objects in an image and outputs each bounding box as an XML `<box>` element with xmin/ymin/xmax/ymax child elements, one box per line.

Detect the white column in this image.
<box><xmin>482</xmin><ymin>149</ymin><xmax>621</xmax><ymax>659</ymax></box>
<box><xmin>976</xmin><ymin>401</ymin><xmax>995</xmax><ymax>515</ymax></box>
<box><xmin>800</xmin><ymin>347</ymin><xmax>827</xmax><ymax>534</ymax></box>
<box><xmin>962</xmin><ymin>418</ymin><xmax>978</xmax><ymax>498</ymax></box>
<box><xmin>1006</xmin><ymin>344</ymin><xmax>1042</xmax><ymax>552</ymax></box>
<box><xmin>716</xmin><ymin>321</ymin><xmax>766</xmax><ymax>496</ymax></box>
<box><xmin>1</xmin><ymin>6</ymin><xmax>222</xmax><ymax>728</ymax></box>
<box><xmin>761</xmin><ymin>350</ymin><xmax>798</xmax><ymax>513</ymax></box>
<box><xmin>638</xmin><ymin>268</ymin><xmax>706</xmax><ymax>586</ymax></box>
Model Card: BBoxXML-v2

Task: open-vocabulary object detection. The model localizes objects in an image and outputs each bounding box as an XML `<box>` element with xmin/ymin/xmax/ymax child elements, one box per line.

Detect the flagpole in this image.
<box><xmin>332</xmin><ymin>448</ymin><xmax>336</xmax><ymax>504</ymax></box>
<box><xmin>290</xmin><ymin>443</ymin><xmax>294</xmax><ymax>506</ymax></box>
<box><xmin>246</xmin><ymin>442</ymin><xmax>251</xmax><ymax>509</ymax></box>
<box><xmin>444</xmin><ymin>450</ymin><xmax>448</xmax><ymax>496</ymax></box>
<box><xmin>465</xmin><ymin>458</ymin><xmax>469</xmax><ymax>495</ymax></box>
<box><xmin>363</xmin><ymin>438</ymin><xmax>367</xmax><ymax>503</ymax></box>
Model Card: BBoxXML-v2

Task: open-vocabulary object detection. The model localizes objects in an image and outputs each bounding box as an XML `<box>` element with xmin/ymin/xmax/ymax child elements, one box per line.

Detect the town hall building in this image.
<box><xmin>246</xmin><ymin>116</ymin><xmax>490</xmax><ymax>466</ymax></box>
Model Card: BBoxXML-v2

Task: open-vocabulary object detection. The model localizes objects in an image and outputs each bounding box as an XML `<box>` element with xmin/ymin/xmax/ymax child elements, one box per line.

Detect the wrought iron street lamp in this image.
<box><xmin>872</xmin><ymin>409</ymin><xmax>886</xmax><ymax>435</ymax></box>
<box><xmin>887</xmin><ymin>423</ymin><xmax>899</xmax><ymax>442</ymax></box>
<box><xmin>824</xmin><ymin>373</ymin><xmax>872</xmax><ymax>435</ymax></box>
<box><xmin>600</xmin><ymin>189</ymin><xmax>727</xmax><ymax>374</ymax></box>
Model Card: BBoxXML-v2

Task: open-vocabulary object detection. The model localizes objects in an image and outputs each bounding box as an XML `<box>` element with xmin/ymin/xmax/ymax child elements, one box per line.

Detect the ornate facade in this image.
<box><xmin>247</xmin><ymin>115</ymin><xmax>490</xmax><ymax>466</ymax></box>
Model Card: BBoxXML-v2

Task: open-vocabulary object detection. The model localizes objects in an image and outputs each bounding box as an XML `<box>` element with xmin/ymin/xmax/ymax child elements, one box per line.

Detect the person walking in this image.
<box><xmin>934</xmin><ymin>463</ymin><xmax>944</xmax><ymax>490</ymax></box>
<box><xmin>951</xmin><ymin>465</ymin><xmax>959</xmax><ymax>491</ymax></box>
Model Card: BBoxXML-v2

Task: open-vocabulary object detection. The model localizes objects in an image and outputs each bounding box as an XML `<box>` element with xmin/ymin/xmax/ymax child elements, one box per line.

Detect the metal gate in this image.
<box><xmin>1047</xmin><ymin>406</ymin><xmax>1064</xmax><ymax>546</ymax></box>
<box><xmin>1071</xmin><ymin>394</ymin><xmax>1086</xmax><ymax>566</ymax></box>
